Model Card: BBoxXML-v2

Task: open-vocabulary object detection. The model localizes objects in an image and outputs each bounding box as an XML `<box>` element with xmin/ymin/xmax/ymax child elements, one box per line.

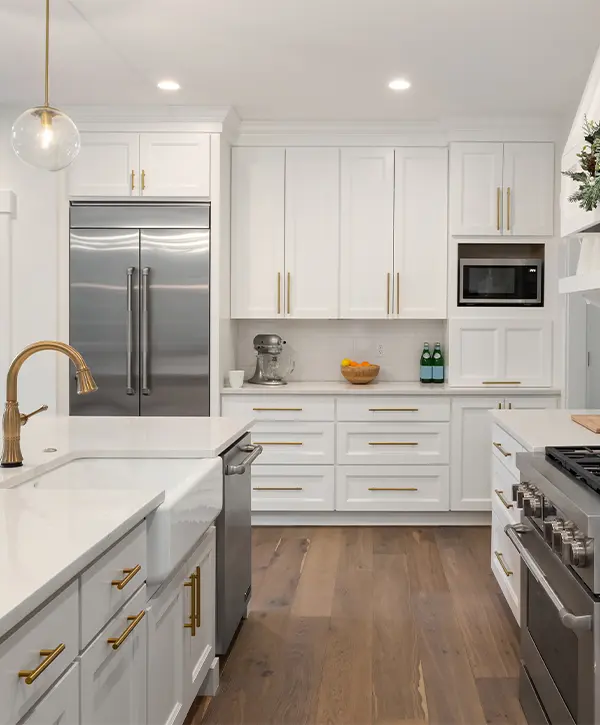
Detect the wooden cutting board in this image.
<box><xmin>571</xmin><ymin>414</ymin><xmax>600</xmax><ymax>433</ymax></box>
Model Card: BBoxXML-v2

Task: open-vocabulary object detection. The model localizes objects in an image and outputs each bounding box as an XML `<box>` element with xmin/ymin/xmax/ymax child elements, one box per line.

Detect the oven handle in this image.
<box><xmin>225</xmin><ymin>444</ymin><xmax>263</xmax><ymax>476</ymax></box>
<box><xmin>505</xmin><ymin>524</ymin><xmax>593</xmax><ymax>632</ymax></box>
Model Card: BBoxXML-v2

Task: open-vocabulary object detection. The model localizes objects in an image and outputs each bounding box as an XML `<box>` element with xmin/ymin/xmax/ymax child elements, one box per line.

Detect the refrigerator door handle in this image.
<box><xmin>126</xmin><ymin>267</ymin><xmax>135</xmax><ymax>395</ymax></box>
<box><xmin>141</xmin><ymin>267</ymin><xmax>150</xmax><ymax>396</ymax></box>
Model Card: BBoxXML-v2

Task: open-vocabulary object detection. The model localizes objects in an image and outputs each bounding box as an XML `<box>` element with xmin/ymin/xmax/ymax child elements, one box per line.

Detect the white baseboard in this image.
<box><xmin>252</xmin><ymin>511</ymin><xmax>491</xmax><ymax>526</ymax></box>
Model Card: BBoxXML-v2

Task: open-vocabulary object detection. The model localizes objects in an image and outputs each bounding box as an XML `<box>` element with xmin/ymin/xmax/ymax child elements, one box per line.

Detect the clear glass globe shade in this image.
<box><xmin>11</xmin><ymin>106</ymin><xmax>80</xmax><ymax>171</ymax></box>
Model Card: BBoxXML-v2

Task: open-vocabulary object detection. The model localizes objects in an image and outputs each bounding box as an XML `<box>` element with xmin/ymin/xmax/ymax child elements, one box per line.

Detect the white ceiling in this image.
<box><xmin>0</xmin><ymin>0</ymin><xmax>599</xmax><ymax>122</ymax></box>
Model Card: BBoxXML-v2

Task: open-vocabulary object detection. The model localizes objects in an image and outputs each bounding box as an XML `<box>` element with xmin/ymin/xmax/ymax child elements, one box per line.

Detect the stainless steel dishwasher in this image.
<box><xmin>216</xmin><ymin>434</ymin><xmax>262</xmax><ymax>654</ymax></box>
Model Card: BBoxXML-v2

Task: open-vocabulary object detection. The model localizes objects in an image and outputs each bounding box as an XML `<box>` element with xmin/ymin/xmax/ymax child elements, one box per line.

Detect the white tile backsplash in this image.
<box><xmin>234</xmin><ymin>319</ymin><xmax>446</xmax><ymax>382</ymax></box>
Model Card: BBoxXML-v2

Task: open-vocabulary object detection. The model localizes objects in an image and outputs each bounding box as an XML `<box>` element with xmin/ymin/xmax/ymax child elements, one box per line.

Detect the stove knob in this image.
<box><xmin>567</xmin><ymin>537</ymin><xmax>593</xmax><ymax>568</ymax></box>
<box><xmin>543</xmin><ymin>499</ymin><xmax>557</xmax><ymax>518</ymax></box>
<box><xmin>516</xmin><ymin>485</ymin><xmax>532</xmax><ymax>508</ymax></box>
<box><xmin>523</xmin><ymin>494</ymin><xmax>542</xmax><ymax>518</ymax></box>
<box><xmin>553</xmin><ymin>521</ymin><xmax>576</xmax><ymax>554</ymax></box>
<box><xmin>543</xmin><ymin>517</ymin><xmax>561</xmax><ymax>544</ymax></box>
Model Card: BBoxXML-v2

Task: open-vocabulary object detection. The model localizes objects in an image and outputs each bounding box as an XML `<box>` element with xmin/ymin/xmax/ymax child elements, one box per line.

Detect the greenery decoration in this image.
<box><xmin>563</xmin><ymin>116</ymin><xmax>600</xmax><ymax>212</ymax></box>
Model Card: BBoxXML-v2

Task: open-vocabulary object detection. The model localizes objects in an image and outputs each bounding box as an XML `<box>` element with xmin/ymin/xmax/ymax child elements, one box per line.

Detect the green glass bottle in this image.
<box><xmin>432</xmin><ymin>342</ymin><xmax>444</xmax><ymax>384</ymax></box>
<box><xmin>420</xmin><ymin>343</ymin><xmax>433</xmax><ymax>384</ymax></box>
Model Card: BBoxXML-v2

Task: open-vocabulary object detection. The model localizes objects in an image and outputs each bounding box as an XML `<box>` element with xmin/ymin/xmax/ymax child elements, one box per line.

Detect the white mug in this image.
<box><xmin>228</xmin><ymin>370</ymin><xmax>244</xmax><ymax>389</ymax></box>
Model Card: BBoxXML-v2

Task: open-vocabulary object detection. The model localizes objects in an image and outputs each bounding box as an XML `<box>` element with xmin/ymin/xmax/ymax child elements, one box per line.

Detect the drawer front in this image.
<box><xmin>251</xmin><ymin>465</ymin><xmax>335</xmax><ymax>511</ymax></box>
<box><xmin>337</xmin><ymin>422</ymin><xmax>449</xmax><ymax>465</ymax></box>
<box><xmin>251</xmin><ymin>423</ymin><xmax>334</xmax><ymax>464</ymax></box>
<box><xmin>80</xmin><ymin>586</ymin><xmax>147</xmax><ymax>725</ymax></box>
<box><xmin>492</xmin><ymin>456</ymin><xmax>521</xmax><ymax>525</ymax></box>
<box><xmin>336</xmin><ymin>465</ymin><xmax>449</xmax><ymax>511</ymax></box>
<box><xmin>492</xmin><ymin>423</ymin><xmax>524</xmax><ymax>477</ymax></box>
<box><xmin>221</xmin><ymin>395</ymin><xmax>334</xmax><ymax>421</ymax></box>
<box><xmin>491</xmin><ymin>510</ymin><xmax>521</xmax><ymax>621</ymax></box>
<box><xmin>20</xmin><ymin>663</ymin><xmax>79</xmax><ymax>725</ymax></box>
<box><xmin>0</xmin><ymin>581</ymin><xmax>79</xmax><ymax>725</ymax></box>
<box><xmin>81</xmin><ymin>522</ymin><xmax>147</xmax><ymax>648</ymax></box>
<box><xmin>336</xmin><ymin>396</ymin><xmax>450</xmax><ymax>422</ymax></box>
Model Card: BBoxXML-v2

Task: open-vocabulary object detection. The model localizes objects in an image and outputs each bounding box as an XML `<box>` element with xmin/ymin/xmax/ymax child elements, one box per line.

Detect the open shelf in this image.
<box><xmin>559</xmin><ymin>271</ymin><xmax>600</xmax><ymax>307</ymax></box>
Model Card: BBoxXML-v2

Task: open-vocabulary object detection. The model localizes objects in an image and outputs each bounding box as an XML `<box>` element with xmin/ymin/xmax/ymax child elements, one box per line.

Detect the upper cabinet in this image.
<box><xmin>68</xmin><ymin>132</ymin><xmax>211</xmax><ymax>198</ymax></box>
<box><xmin>450</xmin><ymin>142</ymin><xmax>554</xmax><ymax>237</ymax></box>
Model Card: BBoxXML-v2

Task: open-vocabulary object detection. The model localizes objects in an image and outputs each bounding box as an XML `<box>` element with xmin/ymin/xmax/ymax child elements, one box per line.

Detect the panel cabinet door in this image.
<box><xmin>285</xmin><ymin>148</ymin><xmax>340</xmax><ymax>318</ymax></box>
<box><xmin>394</xmin><ymin>147</ymin><xmax>448</xmax><ymax>318</ymax></box>
<box><xmin>21</xmin><ymin>664</ymin><xmax>79</xmax><ymax>725</ymax></box>
<box><xmin>504</xmin><ymin>395</ymin><xmax>559</xmax><ymax>410</ymax></box>
<box><xmin>231</xmin><ymin>147</ymin><xmax>285</xmax><ymax>318</ymax></box>
<box><xmin>339</xmin><ymin>148</ymin><xmax>394</xmax><ymax>318</ymax></box>
<box><xmin>450</xmin><ymin>142</ymin><xmax>504</xmax><ymax>235</ymax></box>
<box><xmin>447</xmin><ymin>319</ymin><xmax>504</xmax><ymax>386</ymax></box>
<box><xmin>503</xmin><ymin>319</ymin><xmax>553</xmax><ymax>387</ymax></box>
<box><xmin>139</xmin><ymin>133</ymin><xmax>210</xmax><ymax>197</ymax></box>
<box><xmin>503</xmin><ymin>143</ymin><xmax>554</xmax><ymax>236</ymax></box>
<box><xmin>68</xmin><ymin>132</ymin><xmax>139</xmax><ymax>197</ymax></box>
<box><xmin>450</xmin><ymin>397</ymin><xmax>501</xmax><ymax>511</ymax></box>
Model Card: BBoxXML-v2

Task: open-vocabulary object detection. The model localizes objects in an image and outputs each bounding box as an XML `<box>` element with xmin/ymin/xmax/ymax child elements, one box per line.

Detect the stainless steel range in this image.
<box><xmin>509</xmin><ymin>446</ymin><xmax>600</xmax><ymax>725</ymax></box>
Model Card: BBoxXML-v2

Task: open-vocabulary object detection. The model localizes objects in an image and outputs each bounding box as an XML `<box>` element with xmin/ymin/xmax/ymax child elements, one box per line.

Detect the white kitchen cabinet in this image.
<box><xmin>504</xmin><ymin>395</ymin><xmax>559</xmax><ymax>410</ymax></box>
<box><xmin>339</xmin><ymin>148</ymin><xmax>394</xmax><ymax>318</ymax></box>
<box><xmin>394</xmin><ymin>147</ymin><xmax>448</xmax><ymax>318</ymax></box>
<box><xmin>69</xmin><ymin>132</ymin><xmax>139</xmax><ymax>197</ymax></box>
<box><xmin>285</xmin><ymin>148</ymin><xmax>340</xmax><ymax>318</ymax></box>
<box><xmin>20</xmin><ymin>664</ymin><xmax>79</xmax><ymax>725</ymax></box>
<box><xmin>450</xmin><ymin>142</ymin><xmax>554</xmax><ymax>236</ymax></box>
<box><xmin>231</xmin><ymin>148</ymin><xmax>285</xmax><ymax>318</ymax></box>
<box><xmin>491</xmin><ymin>508</ymin><xmax>521</xmax><ymax>621</ymax></box>
<box><xmin>251</xmin><ymin>465</ymin><xmax>335</xmax><ymax>511</ymax></box>
<box><xmin>447</xmin><ymin>318</ymin><xmax>553</xmax><ymax>387</ymax></box>
<box><xmin>68</xmin><ymin>132</ymin><xmax>210</xmax><ymax>198</ymax></box>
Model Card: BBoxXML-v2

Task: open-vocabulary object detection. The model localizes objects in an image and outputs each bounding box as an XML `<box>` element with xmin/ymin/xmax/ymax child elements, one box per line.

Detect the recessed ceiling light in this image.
<box><xmin>157</xmin><ymin>80</ymin><xmax>180</xmax><ymax>91</ymax></box>
<box><xmin>388</xmin><ymin>78</ymin><xmax>411</xmax><ymax>91</ymax></box>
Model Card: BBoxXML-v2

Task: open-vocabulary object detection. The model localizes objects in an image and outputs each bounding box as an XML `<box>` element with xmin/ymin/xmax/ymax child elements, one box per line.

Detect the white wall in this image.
<box><xmin>234</xmin><ymin>319</ymin><xmax>446</xmax><ymax>382</ymax></box>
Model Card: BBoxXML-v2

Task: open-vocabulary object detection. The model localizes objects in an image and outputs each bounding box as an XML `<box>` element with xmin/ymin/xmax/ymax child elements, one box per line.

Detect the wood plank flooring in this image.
<box><xmin>187</xmin><ymin>526</ymin><xmax>523</xmax><ymax>725</ymax></box>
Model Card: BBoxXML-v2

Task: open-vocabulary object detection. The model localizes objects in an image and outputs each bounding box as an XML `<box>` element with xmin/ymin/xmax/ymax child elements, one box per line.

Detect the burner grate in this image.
<box><xmin>546</xmin><ymin>446</ymin><xmax>600</xmax><ymax>494</ymax></box>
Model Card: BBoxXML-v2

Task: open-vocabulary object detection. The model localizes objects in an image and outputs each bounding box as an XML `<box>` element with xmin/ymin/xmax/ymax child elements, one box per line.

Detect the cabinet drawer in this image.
<box><xmin>0</xmin><ymin>581</ymin><xmax>79</xmax><ymax>725</ymax></box>
<box><xmin>336</xmin><ymin>396</ymin><xmax>450</xmax><ymax>422</ymax></box>
<box><xmin>491</xmin><ymin>423</ymin><xmax>524</xmax><ymax>478</ymax></box>
<box><xmin>20</xmin><ymin>663</ymin><xmax>79</xmax><ymax>725</ymax></box>
<box><xmin>251</xmin><ymin>465</ymin><xmax>335</xmax><ymax>511</ymax></box>
<box><xmin>492</xmin><ymin>456</ymin><xmax>521</xmax><ymax>525</ymax></box>
<box><xmin>81</xmin><ymin>522</ymin><xmax>147</xmax><ymax>648</ymax></box>
<box><xmin>491</xmin><ymin>510</ymin><xmax>520</xmax><ymax>621</ymax></box>
<box><xmin>337</xmin><ymin>423</ymin><xmax>449</xmax><ymax>465</ymax></box>
<box><xmin>221</xmin><ymin>395</ymin><xmax>334</xmax><ymax>421</ymax></box>
<box><xmin>251</xmin><ymin>423</ymin><xmax>334</xmax><ymax>464</ymax></box>
<box><xmin>80</xmin><ymin>585</ymin><xmax>147</xmax><ymax>725</ymax></box>
<box><xmin>336</xmin><ymin>465</ymin><xmax>449</xmax><ymax>511</ymax></box>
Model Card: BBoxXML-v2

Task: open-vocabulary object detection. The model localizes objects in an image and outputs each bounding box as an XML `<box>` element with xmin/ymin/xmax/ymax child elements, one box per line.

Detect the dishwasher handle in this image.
<box><xmin>226</xmin><ymin>444</ymin><xmax>263</xmax><ymax>476</ymax></box>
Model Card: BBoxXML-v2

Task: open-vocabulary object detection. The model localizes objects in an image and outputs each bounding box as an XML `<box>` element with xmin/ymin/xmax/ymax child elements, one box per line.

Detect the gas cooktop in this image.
<box><xmin>546</xmin><ymin>446</ymin><xmax>600</xmax><ymax>495</ymax></box>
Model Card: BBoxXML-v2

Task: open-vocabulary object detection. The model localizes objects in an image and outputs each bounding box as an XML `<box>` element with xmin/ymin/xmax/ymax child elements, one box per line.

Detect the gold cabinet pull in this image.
<box><xmin>18</xmin><ymin>644</ymin><xmax>65</xmax><ymax>684</ymax></box>
<box><xmin>483</xmin><ymin>381</ymin><xmax>521</xmax><ymax>386</ymax></box>
<box><xmin>493</xmin><ymin>442</ymin><xmax>511</xmax><ymax>457</ymax></box>
<box><xmin>252</xmin><ymin>407</ymin><xmax>303</xmax><ymax>412</ymax></box>
<box><xmin>368</xmin><ymin>441</ymin><xmax>418</xmax><ymax>446</ymax></box>
<box><xmin>506</xmin><ymin>187</ymin><xmax>511</xmax><ymax>231</ymax></box>
<box><xmin>494</xmin><ymin>489</ymin><xmax>513</xmax><ymax>509</ymax></box>
<box><xmin>497</xmin><ymin>187</ymin><xmax>501</xmax><ymax>230</ymax></box>
<box><xmin>287</xmin><ymin>272</ymin><xmax>291</xmax><ymax>314</ymax></box>
<box><xmin>368</xmin><ymin>487</ymin><xmax>418</xmax><ymax>492</ymax></box>
<box><xmin>494</xmin><ymin>551</ymin><xmax>513</xmax><ymax>577</ymax></box>
<box><xmin>368</xmin><ymin>407</ymin><xmax>419</xmax><ymax>412</ymax></box>
<box><xmin>277</xmin><ymin>272</ymin><xmax>281</xmax><ymax>314</ymax></box>
<box><xmin>253</xmin><ymin>486</ymin><xmax>303</xmax><ymax>491</ymax></box>
<box><xmin>184</xmin><ymin>572</ymin><xmax>197</xmax><ymax>636</ymax></box>
<box><xmin>111</xmin><ymin>564</ymin><xmax>141</xmax><ymax>590</ymax></box>
<box><xmin>386</xmin><ymin>273</ymin><xmax>391</xmax><ymax>315</ymax></box>
<box><xmin>131</xmin><ymin>169</ymin><xmax>135</xmax><ymax>191</ymax></box>
<box><xmin>195</xmin><ymin>566</ymin><xmax>201</xmax><ymax>628</ymax></box>
<box><xmin>141</xmin><ymin>169</ymin><xmax>146</xmax><ymax>191</ymax></box>
<box><xmin>254</xmin><ymin>441</ymin><xmax>303</xmax><ymax>445</ymax></box>
<box><xmin>396</xmin><ymin>272</ymin><xmax>400</xmax><ymax>314</ymax></box>
<box><xmin>107</xmin><ymin>610</ymin><xmax>145</xmax><ymax>650</ymax></box>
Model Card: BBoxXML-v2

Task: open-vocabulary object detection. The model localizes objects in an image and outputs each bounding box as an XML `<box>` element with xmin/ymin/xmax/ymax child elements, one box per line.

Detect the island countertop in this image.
<box><xmin>491</xmin><ymin>408</ymin><xmax>600</xmax><ymax>451</ymax></box>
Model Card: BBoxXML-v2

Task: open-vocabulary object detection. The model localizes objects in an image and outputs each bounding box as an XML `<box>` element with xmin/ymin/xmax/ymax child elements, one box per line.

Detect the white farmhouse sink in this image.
<box><xmin>24</xmin><ymin>456</ymin><xmax>223</xmax><ymax>586</ymax></box>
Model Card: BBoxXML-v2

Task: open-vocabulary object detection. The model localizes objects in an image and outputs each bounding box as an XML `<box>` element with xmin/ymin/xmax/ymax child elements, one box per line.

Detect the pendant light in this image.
<box><xmin>11</xmin><ymin>0</ymin><xmax>80</xmax><ymax>171</ymax></box>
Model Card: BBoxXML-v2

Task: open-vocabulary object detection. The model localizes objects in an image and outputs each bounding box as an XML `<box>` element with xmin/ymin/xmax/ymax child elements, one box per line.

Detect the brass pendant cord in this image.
<box><xmin>44</xmin><ymin>0</ymin><xmax>50</xmax><ymax>107</ymax></box>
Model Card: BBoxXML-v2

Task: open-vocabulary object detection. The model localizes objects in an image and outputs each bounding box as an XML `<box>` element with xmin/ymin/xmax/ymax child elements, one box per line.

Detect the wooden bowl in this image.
<box><xmin>341</xmin><ymin>364</ymin><xmax>380</xmax><ymax>385</ymax></box>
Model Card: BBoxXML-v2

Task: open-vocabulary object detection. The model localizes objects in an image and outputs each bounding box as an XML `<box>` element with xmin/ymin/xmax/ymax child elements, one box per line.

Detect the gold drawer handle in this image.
<box><xmin>368</xmin><ymin>441</ymin><xmax>418</xmax><ymax>446</ymax></box>
<box><xmin>483</xmin><ymin>381</ymin><xmax>521</xmax><ymax>385</ymax></box>
<box><xmin>111</xmin><ymin>564</ymin><xmax>142</xmax><ymax>590</ymax></box>
<box><xmin>494</xmin><ymin>551</ymin><xmax>513</xmax><ymax>577</ymax></box>
<box><xmin>19</xmin><ymin>644</ymin><xmax>65</xmax><ymax>684</ymax></box>
<box><xmin>493</xmin><ymin>442</ymin><xmax>511</xmax><ymax>458</ymax></box>
<box><xmin>368</xmin><ymin>487</ymin><xmax>418</xmax><ymax>492</ymax></box>
<box><xmin>494</xmin><ymin>489</ymin><xmax>513</xmax><ymax>509</ymax></box>
<box><xmin>253</xmin><ymin>486</ymin><xmax>303</xmax><ymax>491</ymax></box>
<box><xmin>195</xmin><ymin>566</ymin><xmax>201</xmax><ymax>628</ymax></box>
<box><xmin>368</xmin><ymin>408</ymin><xmax>419</xmax><ymax>412</ymax></box>
<box><xmin>141</xmin><ymin>169</ymin><xmax>146</xmax><ymax>191</ymax></box>
<box><xmin>107</xmin><ymin>610</ymin><xmax>146</xmax><ymax>650</ymax></box>
<box><xmin>184</xmin><ymin>571</ymin><xmax>198</xmax><ymax>636</ymax></box>
<box><xmin>252</xmin><ymin>407</ymin><xmax>303</xmax><ymax>412</ymax></box>
<box><xmin>254</xmin><ymin>441</ymin><xmax>303</xmax><ymax>446</ymax></box>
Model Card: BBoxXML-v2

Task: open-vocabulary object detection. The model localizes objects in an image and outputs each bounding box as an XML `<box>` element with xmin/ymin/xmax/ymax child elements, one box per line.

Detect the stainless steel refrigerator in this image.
<box><xmin>69</xmin><ymin>202</ymin><xmax>210</xmax><ymax>416</ymax></box>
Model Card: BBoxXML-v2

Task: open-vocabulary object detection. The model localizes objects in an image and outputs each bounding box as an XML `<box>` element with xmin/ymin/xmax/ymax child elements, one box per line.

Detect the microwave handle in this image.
<box><xmin>505</xmin><ymin>524</ymin><xmax>593</xmax><ymax>632</ymax></box>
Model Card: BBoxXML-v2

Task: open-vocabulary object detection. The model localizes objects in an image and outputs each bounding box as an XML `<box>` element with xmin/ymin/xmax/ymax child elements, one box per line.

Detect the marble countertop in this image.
<box><xmin>222</xmin><ymin>381</ymin><xmax>562</xmax><ymax>396</ymax></box>
<box><xmin>491</xmin><ymin>409</ymin><xmax>600</xmax><ymax>451</ymax></box>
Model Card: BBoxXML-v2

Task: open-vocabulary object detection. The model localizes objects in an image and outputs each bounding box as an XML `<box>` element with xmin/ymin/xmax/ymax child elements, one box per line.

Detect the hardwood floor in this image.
<box><xmin>187</xmin><ymin>526</ymin><xmax>524</xmax><ymax>725</ymax></box>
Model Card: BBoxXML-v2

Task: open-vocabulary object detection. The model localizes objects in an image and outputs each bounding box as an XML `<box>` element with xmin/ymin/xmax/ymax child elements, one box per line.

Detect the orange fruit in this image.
<box><xmin>360</xmin><ymin>361</ymin><xmax>370</xmax><ymax>367</ymax></box>
<box><xmin>349</xmin><ymin>361</ymin><xmax>359</xmax><ymax>367</ymax></box>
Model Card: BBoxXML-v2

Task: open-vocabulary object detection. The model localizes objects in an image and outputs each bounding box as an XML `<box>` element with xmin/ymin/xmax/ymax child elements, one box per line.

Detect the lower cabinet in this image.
<box><xmin>252</xmin><ymin>465</ymin><xmax>335</xmax><ymax>511</ymax></box>
<box><xmin>20</xmin><ymin>664</ymin><xmax>80</xmax><ymax>725</ymax></box>
<box><xmin>491</xmin><ymin>508</ymin><xmax>521</xmax><ymax>621</ymax></box>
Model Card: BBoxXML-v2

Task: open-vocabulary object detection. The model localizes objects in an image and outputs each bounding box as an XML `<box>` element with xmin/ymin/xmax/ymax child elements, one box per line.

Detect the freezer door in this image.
<box><xmin>70</xmin><ymin>228</ymin><xmax>140</xmax><ymax>415</ymax></box>
<box><xmin>139</xmin><ymin>228</ymin><xmax>210</xmax><ymax>416</ymax></box>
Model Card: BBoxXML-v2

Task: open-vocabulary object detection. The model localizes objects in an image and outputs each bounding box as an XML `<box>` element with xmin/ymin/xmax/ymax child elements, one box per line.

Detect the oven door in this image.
<box><xmin>506</xmin><ymin>524</ymin><xmax>596</xmax><ymax>725</ymax></box>
<box><xmin>459</xmin><ymin>259</ymin><xmax>542</xmax><ymax>306</ymax></box>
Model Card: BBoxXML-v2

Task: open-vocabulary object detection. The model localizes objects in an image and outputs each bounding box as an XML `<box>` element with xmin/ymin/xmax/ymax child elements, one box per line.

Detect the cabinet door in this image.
<box><xmin>504</xmin><ymin>395</ymin><xmax>559</xmax><ymax>410</ymax></box>
<box><xmin>447</xmin><ymin>319</ymin><xmax>503</xmax><ymax>386</ymax></box>
<box><xmin>503</xmin><ymin>319</ymin><xmax>553</xmax><ymax>387</ymax></box>
<box><xmin>339</xmin><ymin>148</ymin><xmax>394</xmax><ymax>318</ymax></box>
<box><xmin>80</xmin><ymin>586</ymin><xmax>147</xmax><ymax>725</ymax></box>
<box><xmin>285</xmin><ymin>148</ymin><xmax>340</xmax><ymax>318</ymax></box>
<box><xmin>450</xmin><ymin>397</ymin><xmax>501</xmax><ymax>510</ymax></box>
<box><xmin>503</xmin><ymin>143</ymin><xmax>554</xmax><ymax>236</ymax></box>
<box><xmin>139</xmin><ymin>133</ymin><xmax>210</xmax><ymax>197</ymax></box>
<box><xmin>21</xmin><ymin>664</ymin><xmax>79</xmax><ymax>725</ymax></box>
<box><xmin>394</xmin><ymin>147</ymin><xmax>448</xmax><ymax>318</ymax></box>
<box><xmin>450</xmin><ymin>143</ymin><xmax>504</xmax><ymax>235</ymax></box>
<box><xmin>231</xmin><ymin>148</ymin><xmax>285</xmax><ymax>318</ymax></box>
<box><xmin>68</xmin><ymin>132</ymin><xmax>139</xmax><ymax>197</ymax></box>
<box><xmin>183</xmin><ymin>529</ymin><xmax>216</xmax><ymax>706</ymax></box>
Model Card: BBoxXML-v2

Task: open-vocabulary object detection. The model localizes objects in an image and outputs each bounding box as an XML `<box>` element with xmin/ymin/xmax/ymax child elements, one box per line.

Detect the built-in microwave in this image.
<box><xmin>459</xmin><ymin>258</ymin><xmax>543</xmax><ymax>306</ymax></box>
